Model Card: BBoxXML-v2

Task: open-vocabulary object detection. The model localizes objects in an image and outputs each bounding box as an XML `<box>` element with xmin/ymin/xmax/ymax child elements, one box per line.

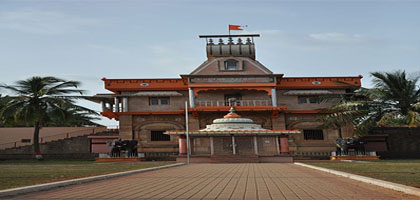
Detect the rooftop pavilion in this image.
<box><xmin>199</xmin><ymin>34</ymin><xmax>260</xmax><ymax>59</ymax></box>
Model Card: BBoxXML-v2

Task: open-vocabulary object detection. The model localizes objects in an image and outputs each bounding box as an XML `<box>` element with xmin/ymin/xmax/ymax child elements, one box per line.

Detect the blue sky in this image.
<box><xmin>1</xmin><ymin>1</ymin><xmax>420</xmax><ymax>126</ymax></box>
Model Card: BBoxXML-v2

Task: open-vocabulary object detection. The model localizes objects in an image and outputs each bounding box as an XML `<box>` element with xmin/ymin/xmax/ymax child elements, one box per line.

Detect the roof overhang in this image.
<box><xmin>283</xmin><ymin>90</ymin><xmax>333</xmax><ymax>96</ymax></box>
<box><xmin>165</xmin><ymin>130</ymin><xmax>300</xmax><ymax>136</ymax></box>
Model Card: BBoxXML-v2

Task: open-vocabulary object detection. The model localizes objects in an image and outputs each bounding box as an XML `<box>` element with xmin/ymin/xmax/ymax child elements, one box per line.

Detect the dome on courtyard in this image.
<box><xmin>202</xmin><ymin>107</ymin><xmax>266</xmax><ymax>131</ymax></box>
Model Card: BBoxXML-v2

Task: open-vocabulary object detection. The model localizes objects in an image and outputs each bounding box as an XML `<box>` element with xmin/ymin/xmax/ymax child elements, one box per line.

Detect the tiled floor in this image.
<box><xmin>10</xmin><ymin>163</ymin><xmax>418</xmax><ymax>199</ymax></box>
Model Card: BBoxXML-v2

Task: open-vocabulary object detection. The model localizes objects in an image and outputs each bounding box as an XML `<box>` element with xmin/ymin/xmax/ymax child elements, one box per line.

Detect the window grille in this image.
<box><xmin>151</xmin><ymin>131</ymin><xmax>171</xmax><ymax>141</ymax></box>
<box><xmin>149</xmin><ymin>97</ymin><xmax>170</xmax><ymax>105</ymax></box>
<box><xmin>303</xmin><ymin>129</ymin><xmax>324</xmax><ymax>140</ymax></box>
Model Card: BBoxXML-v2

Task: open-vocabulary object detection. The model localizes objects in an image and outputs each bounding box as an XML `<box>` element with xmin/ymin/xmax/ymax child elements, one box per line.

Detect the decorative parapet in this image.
<box><xmin>278</xmin><ymin>76</ymin><xmax>362</xmax><ymax>89</ymax></box>
<box><xmin>199</xmin><ymin>34</ymin><xmax>260</xmax><ymax>59</ymax></box>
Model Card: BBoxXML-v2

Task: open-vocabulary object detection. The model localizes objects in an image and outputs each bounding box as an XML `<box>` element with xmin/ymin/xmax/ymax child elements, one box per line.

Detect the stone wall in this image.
<box><xmin>0</xmin><ymin>131</ymin><xmax>117</xmax><ymax>160</ymax></box>
<box><xmin>368</xmin><ymin>127</ymin><xmax>420</xmax><ymax>158</ymax></box>
<box><xmin>277</xmin><ymin>89</ymin><xmax>345</xmax><ymax>110</ymax></box>
<box><xmin>132</xmin><ymin>115</ymin><xmax>184</xmax><ymax>156</ymax></box>
<box><xmin>286</xmin><ymin>113</ymin><xmax>353</xmax><ymax>157</ymax></box>
<box><xmin>127</xmin><ymin>91</ymin><xmax>188</xmax><ymax>112</ymax></box>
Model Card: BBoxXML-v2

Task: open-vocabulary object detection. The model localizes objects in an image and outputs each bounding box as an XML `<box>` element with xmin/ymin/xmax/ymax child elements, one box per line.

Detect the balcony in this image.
<box><xmin>195</xmin><ymin>100</ymin><xmax>272</xmax><ymax>107</ymax></box>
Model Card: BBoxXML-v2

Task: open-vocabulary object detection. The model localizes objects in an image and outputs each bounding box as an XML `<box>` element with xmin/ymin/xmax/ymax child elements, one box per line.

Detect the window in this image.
<box><xmin>298</xmin><ymin>96</ymin><xmax>319</xmax><ymax>104</ymax></box>
<box><xmin>303</xmin><ymin>129</ymin><xmax>324</xmax><ymax>140</ymax></box>
<box><xmin>224</xmin><ymin>94</ymin><xmax>242</xmax><ymax>106</ymax></box>
<box><xmin>149</xmin><ymin>97</ymin><xmax>169</xmax><ymax>105</ymax></box>
<box><xmin>224</xmin><ymin>59</ymin><xmax>238</xmax><ymax>70</ymax></box>
<box><xmin>151</xmin><ymin>131</ymin><xmax>171</xmax><ymax>141</ymax></box>
<box><xmin>298</xmin><ymin>97</ymin><xmax>307</xmax><ymax>104</ymax></box>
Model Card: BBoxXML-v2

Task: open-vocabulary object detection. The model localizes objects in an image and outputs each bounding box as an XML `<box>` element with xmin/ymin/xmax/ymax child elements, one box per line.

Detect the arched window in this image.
<box><xmin>224</xmin><ymin>59</ymin><xmax>238</xmax><ymax>70</ymax></box>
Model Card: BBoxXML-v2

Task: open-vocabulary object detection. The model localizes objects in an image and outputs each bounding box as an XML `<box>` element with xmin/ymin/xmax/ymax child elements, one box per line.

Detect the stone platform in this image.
<box><xmin>330</xmin><ymin>156</ymin><xmax>380</xmax><ymax>161</ymax></box>
<box><xmin>95</xmin><ymin>157</ymin><xmax>141</xmax><ymax>162</ymax></box>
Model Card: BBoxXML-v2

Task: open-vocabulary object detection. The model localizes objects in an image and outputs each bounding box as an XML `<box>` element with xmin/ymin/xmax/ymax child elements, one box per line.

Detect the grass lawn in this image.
<box><xmin>303</xmin><ymin>160</ymin><xmax>420</xmax><ymax>188</ymax></box>
<box><xmin>0</xmin><ymin>160</ymin><xmax>171</xmax><ymax>190</ymax></box>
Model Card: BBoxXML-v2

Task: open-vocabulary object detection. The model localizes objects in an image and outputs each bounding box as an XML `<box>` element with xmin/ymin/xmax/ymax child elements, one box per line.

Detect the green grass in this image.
<box><xmin>303</xmin><ymin>160</ymin><xmax>420</xmax><ymax>188</ymax></box>
<box><xmin>0</xmin><ymin>160</ymin><xmax>170</xmax><ymax>190</ymax></box>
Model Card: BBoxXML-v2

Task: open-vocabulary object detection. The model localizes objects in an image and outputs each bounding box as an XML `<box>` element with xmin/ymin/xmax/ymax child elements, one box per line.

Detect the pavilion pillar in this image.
<box><xmin>210</xmin><ymin>136</ymin><xmax>214</xmax><ymax>155</ymax></box>
<box><xmin>189</xmin><ymin>88</ymin><xmax>195</xmax><ymax>108</ymax></box>
<box><xmin>101</xmin><ymin>101</ymin><xmax>106</xmax><ymax>112</ymax></box>
<box><xmin>271</xmin><ymin>88</ymin><xmax>277</xmax><ymax>107</ymax></box>
<box><xmin>275</xmin><ymin>135</ymin><xmax>280</xmax><ymax>155</ymax></box>
<box><xmin>253</xmin><ymin>136</ymin><xmax>258</xmax><ymax>155</ymax></box>
<box><xmin>232</xmin><ymin>136</ymin><xmax>236</xmax><ymax>155</ymax></box>
<box><xmin>122</xmin><ymin>97</ymin><xmax>128</xmax><ymax>112</ymax></box>
<box><xmin>178</xmin><ymin>135</ymin><xmax>187</xmax><ymax>156</ymax></box>
<box><xmin>280</xmin><ymin>135</ymin><xmax>290</xmax><ymax>154</ymax></box>
<box><xmin>114</xmin><ymin>97</ymin><xmax>120</xmax><ymax>112</ymax></box>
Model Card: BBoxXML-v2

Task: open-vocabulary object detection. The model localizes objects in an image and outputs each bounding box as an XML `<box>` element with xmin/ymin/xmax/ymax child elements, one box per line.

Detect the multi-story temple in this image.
<box><xmin>96</xmin><ymin>34</ymin><xmax>362</xmax><ymax>161</ymax></box>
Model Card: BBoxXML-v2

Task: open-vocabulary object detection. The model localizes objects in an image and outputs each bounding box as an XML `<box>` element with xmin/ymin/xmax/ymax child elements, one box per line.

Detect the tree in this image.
<box><xmin>0</xmin><ymin>76</ymin><xmax>98</xmax><ymax>159</ymax></box>
<box><xmin>321</xmin><ymin>70</ymin><xmax>420</xmax><ymax>136</ymax></box>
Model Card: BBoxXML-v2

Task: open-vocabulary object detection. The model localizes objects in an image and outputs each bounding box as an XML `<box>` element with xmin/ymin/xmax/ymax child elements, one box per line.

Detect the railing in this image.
<box><xmin>291</xmin><ymin>151</ymin><xmax>331</xmax><ymax>157</ymax></box>
<box><xmin>0</xmin><ymin>127</ymin><xmax>110</xmax><ymax>150</ymax></box>
<box><xmin>195</xmin><ymin>100</ymin><xmax>272</xmax><ymax>107</ymax></box>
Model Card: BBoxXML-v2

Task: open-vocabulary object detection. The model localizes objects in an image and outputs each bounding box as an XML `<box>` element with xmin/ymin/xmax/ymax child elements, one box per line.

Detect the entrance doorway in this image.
<box><xmin>213</xmin><ymin>137</ymin><xmax>233</xmax><ymax>155</ymax></box>
<box><xmin>235</xmin><ymin>137</ymin><xmax>255</xmax><ymax>155</ymax></box>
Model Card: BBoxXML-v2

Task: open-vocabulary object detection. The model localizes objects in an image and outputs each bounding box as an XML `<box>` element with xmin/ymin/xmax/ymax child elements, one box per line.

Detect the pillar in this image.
<box><xmin>275</xmin><ymin>135</ymin><xmax>280</xmax><ymax>155</ymax></box>
<box><xmin>253</xmin><ymin>136</ymin><xmax>258</xmax><ymax>155</ymax></box>
<box><xmin>178</xmin><ymin>135</ymin><xmax>187</xmax><ymax>156</ymax></box>
<box><xmin>101</xmin><ymin>101</ymin><xmax>106</xmax><ymax>112</ymax></box>
<box><xmin>232</xmin><ymin>135</ymin><xmax>236</xmax><ymax>155</ymax></box>
<box><xmin>210</xmin><ymin>136</ymin><xmax>214</xmax><ymax>155</ymax></box>
<box><xmin>114</xmin><ymin>97</ymin><xmax>120</xmax><ymax>112</ymax></box>
<box><xmin>122</xmin><ymin>97</ymin><xmax>128</xmax><ymax>112</ymax></box>
<box><xmin>280</xmin><ymin>135</ymin><xmax>289</xmax><ymax>154</ymax></box>
<box><xmin>271</xmin><ymin>87</ymin><xmax>278</xmax><ymax>107</ymax></box>
<box><xmin>189</xmin><ymin>88</ymin><xmax>195</xmax><ymax>108</ymax></box>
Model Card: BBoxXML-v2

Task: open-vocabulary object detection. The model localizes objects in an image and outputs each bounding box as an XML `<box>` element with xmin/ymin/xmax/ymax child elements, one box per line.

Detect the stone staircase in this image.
<box><xmin>210</xmin><ymin>154</ymin><xmax>259</xmax><ymax>163</ymax></box>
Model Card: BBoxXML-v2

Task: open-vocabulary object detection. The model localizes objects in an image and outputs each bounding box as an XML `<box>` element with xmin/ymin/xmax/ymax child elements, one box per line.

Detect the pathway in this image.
<box><xmin>11</xmin><ymin>163</ymin><xmax>418</xmax><ymax>199</ymax></box>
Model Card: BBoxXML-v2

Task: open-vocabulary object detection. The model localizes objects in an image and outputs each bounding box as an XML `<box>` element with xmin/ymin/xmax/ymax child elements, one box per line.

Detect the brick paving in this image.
<box><xmin>10</xmin><ymin>163</ymin><xmax>418</xmax><ymax>200</ymax></box>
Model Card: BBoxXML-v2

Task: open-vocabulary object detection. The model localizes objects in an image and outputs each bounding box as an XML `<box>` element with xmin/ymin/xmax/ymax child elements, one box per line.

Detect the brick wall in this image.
<box><xmin>0</xmin><ymin>131</ymin><xmax>118</xmax><ymax>160</ymax></box>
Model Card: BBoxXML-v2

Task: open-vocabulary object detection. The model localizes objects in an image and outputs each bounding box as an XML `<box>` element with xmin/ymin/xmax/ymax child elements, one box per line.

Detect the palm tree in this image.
<box><xmin>321</xmin><ymin>70</ymin><xmax>420</xmax><ymax>136</ymax></box>
<box><xmin>0</xmin><ymin>76</ymin><xmax>98</xmax><ymax>159</ymax></box>
<box><xmin>44</xmin><ymin>101</ymin><xmax>101</xmax><ymax>127</ymax></box>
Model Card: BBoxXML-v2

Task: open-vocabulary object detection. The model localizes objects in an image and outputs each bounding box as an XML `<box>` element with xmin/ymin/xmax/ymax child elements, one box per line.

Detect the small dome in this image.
<box><xmin>213</xmin><ymin>118</ymin><xmax>254</xmax><ymax>124</ymax></box>
<box><xmin>200</xmin><ymin>107</ymin><xmax>266</xmax><ymax>131</ymax></box>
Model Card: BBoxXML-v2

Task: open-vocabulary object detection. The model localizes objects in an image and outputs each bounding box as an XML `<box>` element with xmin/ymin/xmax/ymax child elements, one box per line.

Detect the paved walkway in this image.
<box><xmin>11</xmin><ymin>164</ymin><xmax>417</xmax><ymax>199</ymax></box>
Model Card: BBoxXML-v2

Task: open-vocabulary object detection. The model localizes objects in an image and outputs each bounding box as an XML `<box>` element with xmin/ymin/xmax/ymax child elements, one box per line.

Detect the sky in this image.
<box><xmin>1</xmin><ymin>0</ymin><xmax>420</xmax><ymax>127</ymax></box>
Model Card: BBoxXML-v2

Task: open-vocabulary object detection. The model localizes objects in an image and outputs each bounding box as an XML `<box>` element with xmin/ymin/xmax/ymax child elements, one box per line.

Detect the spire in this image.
<box><xmin>224</xmin><ymin>107</ymin><xmax>241</xmax><ymax>118</ymax></box>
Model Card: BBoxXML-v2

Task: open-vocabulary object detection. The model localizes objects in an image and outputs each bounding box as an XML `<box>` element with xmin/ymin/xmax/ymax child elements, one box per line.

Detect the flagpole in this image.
<box><xmin>185</xmin><ymin>101</ymin><xmax>190</xmax><ymax>165</ymax></box>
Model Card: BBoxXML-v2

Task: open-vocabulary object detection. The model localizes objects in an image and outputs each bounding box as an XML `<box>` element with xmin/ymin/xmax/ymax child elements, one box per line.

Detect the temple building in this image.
<box><xmin>96</xmin><ymin>34</ymin><xmax>362</xmax><ymax>161</ymax></box>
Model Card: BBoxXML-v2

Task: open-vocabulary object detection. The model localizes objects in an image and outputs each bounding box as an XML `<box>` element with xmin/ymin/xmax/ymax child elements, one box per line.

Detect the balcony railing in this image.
<box><xmin>195</xmin><ymin>100</ymin><xmax>272</xmax><ymax>107</ymax></box>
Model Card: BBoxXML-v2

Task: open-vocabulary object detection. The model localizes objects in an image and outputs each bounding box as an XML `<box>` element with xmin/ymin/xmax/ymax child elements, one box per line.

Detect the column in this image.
<box><xmin>122</xmin><ymin>98</ymin><xmax>128</xmax><ymax>112</ymax></box>
<box><xmin>232</xmin><ymin>135</ymin><xmax>236</xmax><ymax>155</ymax></box>
<box><xmin>114</xmin><ymin>97</ymin><xmax>120</xmax><ymax>112</ymax></box>
<box><xmin>101</xmin><ymin>101</ymin><xmax>106</xmax><ymax>112</ymax></box>
<box><xmin>275</xmin><ymin>135</ymin><xmax>280</xmax><ymax>155</ymax></box>
<box><xmin>178</xmin><ymin>135</ymin><xmax>187</xmax><ymax>156</ymax></box>
<box><xmin>280</xmin><ymin>135</ymin><xmax>290</xmax><ymax>154</ymax></box>
<box><xmin>271</xmin><ymin>87</ymin><xmax>278</xmax><ymax>107</ymax></box>
<box><xmin>210</xmin><ymin>136</ymin><xmax>214</xmax><ymax>155</ymax></box>
<box><xmin>189</xmin><ymin>88</ymin><xmax>195</xmax><ymax>108</ymax></box>
<box><xmin>253</xmin><ymin>136</ymin><xmax>258</xmax><ymax>155</ymax></box>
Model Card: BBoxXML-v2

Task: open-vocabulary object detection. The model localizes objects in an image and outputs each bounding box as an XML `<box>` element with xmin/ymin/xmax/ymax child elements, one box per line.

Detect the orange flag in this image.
<box><xmin>229</xmin><ymin>24</ymin><xmax>244</xmax><ymax>31</ymax></box>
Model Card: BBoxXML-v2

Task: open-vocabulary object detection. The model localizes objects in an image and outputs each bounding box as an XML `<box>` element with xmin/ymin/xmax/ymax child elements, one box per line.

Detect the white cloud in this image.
<box><xmin>308</xmin><ymin>32</ymin><xmax>374</xmax><ymax>44</ymax></box>
<box><xmin>87</xmin><ymin>44</ymin><xmax>128</xmax><ymax>55</ymax></box>
<box><xmin>0</xmin><ymin>9</ymin><xmax>99</xmax><ymax>34</ymax></box>
<box><xmin>244</xmin><ymin>30</ymin><xmax>386</xmax><ymax>51</ymax></box>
